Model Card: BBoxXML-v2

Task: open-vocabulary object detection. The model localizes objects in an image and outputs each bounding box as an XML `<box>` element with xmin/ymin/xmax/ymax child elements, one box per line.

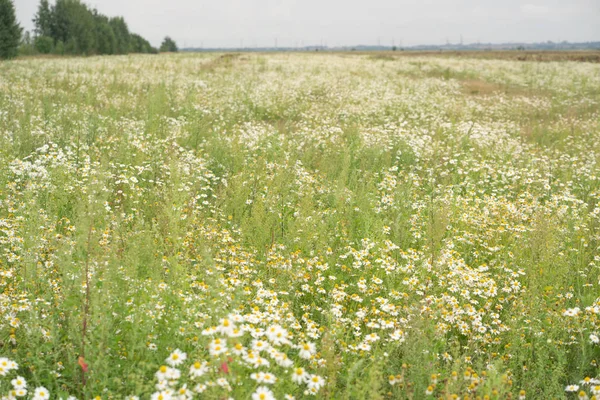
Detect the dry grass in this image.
<box><xmin>199</xmin><ymin>53</ymin><xmax>243</xmax><ymax>71</ymax></box>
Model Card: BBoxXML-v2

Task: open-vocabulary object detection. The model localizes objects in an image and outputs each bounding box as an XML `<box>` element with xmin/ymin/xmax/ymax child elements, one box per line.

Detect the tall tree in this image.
<box><xmin>33</xmin><ymin>0</ymin><xmax>52</xmax><ymax>37</ymax></box>
<box><xmin>0</xmin><ymin>0</ymin><xmax>22</xmax><ymax>59</ymax></box>
<box><xmin>29</xmin><ymin>0</ymin><xmax>156</xmax><ymax>56</ymax></box>
<box><xmin>160</xmin><ymin>36</ymin><xmax>178</xmax><ymax>53</ymax></box>
<box><xmin>130</xmin><ymin>33</ymin><xmax>154</xmax><ymax>54</ymax></box>
<box><xmin>109</xmin><ymin>17</ymin><xmax>130</xmax><ymax>54</ymax></box>
<box><xmin>51</xmin><ymin>0</ymin><xmax>96</xmax><ymax>55</ymax></box>
<box><xmin>93</xmin><ymin>11</ymin><xmax>116</xmax><ymax>55</ymax></box>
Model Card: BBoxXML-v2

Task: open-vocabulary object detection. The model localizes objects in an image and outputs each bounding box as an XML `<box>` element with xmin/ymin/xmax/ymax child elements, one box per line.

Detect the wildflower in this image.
<box><xmin>11</xmin><ymin>376</ymin><xmax>27</xmax><ymax>390</ymax></box>
<box><xmin>252</xmin><ymin>386</ymin><xmax>275</xmax><ymax>400</ymax></box>
<box><xmin>563</xmin><ymin>308</ymin><xmax>580</xmax><ymax>317</ymax></box>
<box><xmin>591</xmin><ymin>334</ymin><xmax>599</xmax><ymax>344</ymax></box>
<box><xmin>266</xmin><ymin>325</ymin><xmax>290</xmax><ymax>345</ymax></box>
<box><xmin>357</xmin><ymin>342</ymin><xmax>371</xmax><ymax>351</ymax></box>
<box><xmin>252</xmin><ymin>371</ymin><xmax>277</xmax><ymax>384</ymax></box>
<box><xmin>189</xmin><ymin>361</ymin><xmax>209</xmax><ymax>378</ymax></box>
<box><xmin>228</xmin><ymin>327</ymin><xmax>244</xmax><ymax>338</ymax></box>
<box><xmin>365</xmin><ymin>333</ymin><xmax>380</xmax><ymax>342</ymax></box>
<box><xmin>566</xmin><ymin>385</ymin><xmax>581</xmax><ymax>392</ymax></box>
<box><xmin>193</xmin><ymin>384</ymin><xmax>207</xmax><ymax>393</ymax></box>
<box><xmin>209</xmin><ymin>339</ymin><xmax>228</xmax><ymax>356</ymax></box>
<box><xmin>273</xmin><ymin>351</ymin><xmax>293</xmax><ymax>368</ymax></box>
<box><xmin>252</xmin><ymin>339</ymin><xmax>270</xmax><ymax>353</ymax></box>
<box><xmin>216</xmin><ymin>378</ymin><xmax>230</xmax><ymax>388</ymax></box>
<box><xmin>176</xmin><ymin>385</ymin><xmax>192</xmax><ymax>399</ymax></box>
<box><xmin>292</xmin><ymin>367</ymin><xmax>308</xmax><ymax>384</ymax></box>
<box><xmin>298</xmin><ymin>342</ymin><xmax>316</xmax><ymax>359</ymax></box>
<box><xmin>232</xmin><ymin>342</ymin><xmax>246</xmax><ymax>355</ymax></box>
<box><xmin>307</xmin><ymin>374</ymin><xmax>325</xmax><ymax>391</ymax></box>
<box><xmin>218</xmin><ymin>318</ymin><xmax>236</xmax><ymax>336</ymax></box>
<box><xmin>33</xmin><ymin>387</ymin><xmax>50</xmax><ymax>400</ymax></box>
<box><xmin>166</xmin><ymin>349</ymin><xmax>187</xmax><ymax>367</ymax></box>
<box><xmin>150</xmin><ymin>391</ymin><xmax>173</xmax><ymax>400</ymax></box>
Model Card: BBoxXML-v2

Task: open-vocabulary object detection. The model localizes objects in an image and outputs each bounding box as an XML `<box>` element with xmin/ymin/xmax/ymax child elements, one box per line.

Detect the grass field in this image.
<box><xmin>1</xmin><ymin>52</ymin><xmax>600</xmax><ymax>399</ymax></box>
<box><xmin>354</xmin><ymin>50</ymin><xmax>600</xmax><ymax>63</ymax></box>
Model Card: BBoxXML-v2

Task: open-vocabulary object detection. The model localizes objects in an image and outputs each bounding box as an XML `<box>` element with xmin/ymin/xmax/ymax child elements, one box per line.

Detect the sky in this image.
<box><xmin>14</xmin><ymin>0</ymin><xmax>600</xmax><ymax>49</ymax></box>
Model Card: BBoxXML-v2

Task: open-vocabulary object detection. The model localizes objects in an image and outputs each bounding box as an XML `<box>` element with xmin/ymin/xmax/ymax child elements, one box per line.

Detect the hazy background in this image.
<box><xmin>14</xmin><ymin>0</ymin><xmax>600</xmax><ymax>48</ymax></box>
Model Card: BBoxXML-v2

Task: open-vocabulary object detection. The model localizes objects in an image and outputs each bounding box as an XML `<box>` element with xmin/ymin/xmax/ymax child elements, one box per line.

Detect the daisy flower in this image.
<box><xmin>189</xmin><ymin>361</ymin><xmax>209</xmax><ymax>378</ymax></box>
<box><xmin>166</xmin><ymin>349</ymin><xmax>187</xmax><ymax>367</ymax></box>
<box><xmin>306</xmin><ymin>374</ymin><xmax>325</xmax><ymax>391</ymax></box>
<box><xmin>292</xmin><ymin>367</ymin><xmax>308</xmax><ymax>384</ymax></box>
<box><xmin>252</xmin><ymin>386</ymin><xmax>275</xmax><ymax>400</ymax></box>
<box><xmin>33</xmin><ymin>387</ymin><xmax>50</xmax><ymax>400</ymax></box>
<box><xmin>298</xmin><ymin>342</ymin><xmax>316</xmax><ymax>359</ymax></box>
<box><xmin>11</xmin><ymin>376</ymin><xmax>27</xmax><ymax>390</ymax></box>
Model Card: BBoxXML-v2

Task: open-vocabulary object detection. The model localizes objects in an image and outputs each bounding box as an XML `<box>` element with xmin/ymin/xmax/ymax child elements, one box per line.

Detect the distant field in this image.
<box><xmin>1</xmin><ymin>53</ymin><xmax>599</xmax><ymax>399</ymax></box>
<box><xmin>351</xmin><ymin>50</ymin><xmax>600</xmax><ymax>63</ymax></box>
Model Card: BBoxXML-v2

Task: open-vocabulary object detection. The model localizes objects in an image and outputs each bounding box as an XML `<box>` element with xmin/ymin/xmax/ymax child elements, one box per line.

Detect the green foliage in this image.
<box><xmin>33</xmin><ymin>0</ymin><xmax>52</xmax><ymax>37</ymax></box>
<box><xmin>109</xmin><ymin>16</ymin><xmax>130</xmax><ymax>54</ymax></box>
<box><xmin>30</xmin><ymin>0</ymin><xmax>156</xmax><ymax>56</ymax></box>
<box><xmin>160</xmin><ymin>36</ymin><xmax>178</xmax><ymax>52</ymax></box>
<box><xmin>130</xmin><ymin>33</ymin><xmax>157</xmax><ymax>54</ymax></box>
<box><xmin>0</xmin><ymin>0</ymin><xmax>22</xmax><ymax>59</ymax></box>
<box><xmin>34</xmin><ymin>35</ymin><xmax>53</xmax><ymax>54</ymax></box>
<box><xmin>94</xmin><ymin>12</ymin><xmax>116</xmax><ymax>55</ymax></box>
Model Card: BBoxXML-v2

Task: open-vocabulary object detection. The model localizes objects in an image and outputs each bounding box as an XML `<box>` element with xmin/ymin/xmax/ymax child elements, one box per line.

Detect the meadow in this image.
<box><xmin>0</xmin><ymin>52</ymin><xmax>599</xmax><ymax>399</ymax></box>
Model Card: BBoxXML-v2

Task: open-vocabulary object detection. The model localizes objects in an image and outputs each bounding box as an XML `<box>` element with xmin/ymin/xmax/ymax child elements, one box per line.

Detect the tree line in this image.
<box><xmin>0</xmin><ymin>0</ymin><xmax>178</xmax><ymax>59</ymax></box>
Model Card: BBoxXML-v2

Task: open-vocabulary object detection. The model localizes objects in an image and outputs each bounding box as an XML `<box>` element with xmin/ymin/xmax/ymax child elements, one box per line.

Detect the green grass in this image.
<box><xmin>0</xmin><ymin>53</ymin><xmax>599</xmax><ymax>399</ymax></box>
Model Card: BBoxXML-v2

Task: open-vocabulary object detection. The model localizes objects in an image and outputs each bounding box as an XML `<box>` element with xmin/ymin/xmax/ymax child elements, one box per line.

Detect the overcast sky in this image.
<box><xmin>14</xmin><ymin>0</ymin><xmax>600</xmax><ymax>48</ymax></box>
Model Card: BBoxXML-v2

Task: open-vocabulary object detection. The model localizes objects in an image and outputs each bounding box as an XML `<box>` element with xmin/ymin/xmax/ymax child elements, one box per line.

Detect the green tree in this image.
<box><xmin>34</xmin><ymin>35</ymin><xmax>54</xmax><ymax>53</ymax></box>
<box><xmin>160</xmin><ymin>36</ymin><xmax>178</xmax><ymax>53</ymax></box>
<box><xmin>50</xmin><ymin>0</ymin><xmax>97</xmax><ymax>55</ymax></box>
<box><xmin>33</xmin><ymin>0</ymin><xmax>53</xmax><ymax>37</ymax></box>
<box><xmin>130</xmin><ymin>33</ymin><xmax>154</xmax><ymax>54</ymax></box>
<box><xmin>109</xmin><ymin>16</ymin><xmax>130</xmax><ymax>54</ymax></box>
<box><xmin>93</xmin><ymin>11</ymin><xmax>116</xmax><ymax>54</ymax></box>
<box><xmin>0</xmin><ymin>0</ymin><xmax>22</xmax><ymax>59</ymax></box>
<box><xmin>30</xmin><ymin>0</ymin><xmax>155</xmax><ymax>57</ymax></box>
